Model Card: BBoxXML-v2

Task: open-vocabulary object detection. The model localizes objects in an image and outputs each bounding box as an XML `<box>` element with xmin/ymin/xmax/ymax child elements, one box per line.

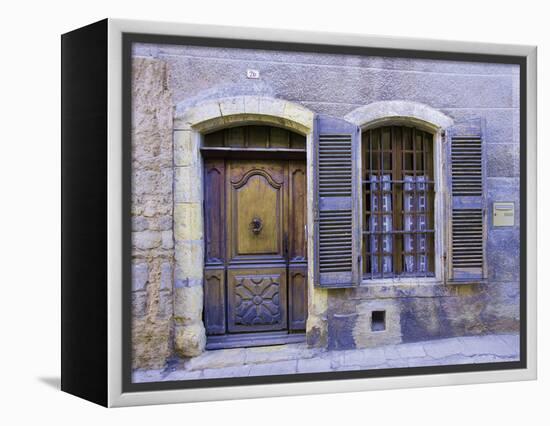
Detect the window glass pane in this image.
<box><xmin>371</xmin><ymin>131</ymin><xmax>380</xmax><ymax>150</ymax></box>
<box><xmin>415</xmin><ymin>134</ymin><xmax>423</xmax><ymax>151</ymax></box>
<box><xmin>404</xmin><ymin>153</ymin><xmax>413</xmax><ymax>171</ymax></box>
<box><xmin>372</xmin><ymin>151</ymin><xmax>380</xmax><ymax>170</ymax></box>
<box><xmin>383</xmin><ymin>152</ymin><xmax>391</xmax><ymax>171</ymax></box>
<box><xmin>416</xmin><ymin>153</ymin><xmax>424</xmax><ymax>171</ymax></box>
<box><xmin>404</xmin><ymin>128</ymin><xmax>413</xmax><ymax>150</ymax></box>
<box><xmin>382</xmin><ymin>131</ymin><xmax>391</xmax><ymax>150</ymax></box>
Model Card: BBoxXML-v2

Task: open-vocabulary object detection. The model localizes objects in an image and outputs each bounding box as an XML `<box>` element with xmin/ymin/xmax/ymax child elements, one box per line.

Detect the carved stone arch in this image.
<box><xmin>171</xmin><ymin>96</ymin><xmax>321</xmax><ymax>357</ymax></box>
<box><xmin>174</xmin><ymin>96</ymin><xmax>314</xmax><ymax>135</ymax></box>
<box><xmin>344</xmin><ymin>100</ymin><xmax>454</xmax><ymax>131</ymax></box>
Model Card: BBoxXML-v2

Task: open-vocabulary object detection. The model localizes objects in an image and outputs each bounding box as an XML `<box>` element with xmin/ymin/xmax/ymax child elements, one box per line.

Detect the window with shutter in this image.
<box><xmin>447</xmin><ymin>118</ymin><xmax>487</xmax><ymax>282</ymax></box>
<box><xmin>313</xmin><ymin>115</ymin><xmax>360</xmax><ymax>288</ymax></box>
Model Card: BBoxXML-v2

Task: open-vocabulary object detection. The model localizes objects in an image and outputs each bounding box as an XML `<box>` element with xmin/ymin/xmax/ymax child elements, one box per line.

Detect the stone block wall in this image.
<box><xmin>131</xmin><ymin>43</ymin><xmax>520</xmax><ymax>363</ymax></box>
<box><xmin>131</xmin><ymin>57</ymin><xmax>175</xmax><ymax>369</ymax></box>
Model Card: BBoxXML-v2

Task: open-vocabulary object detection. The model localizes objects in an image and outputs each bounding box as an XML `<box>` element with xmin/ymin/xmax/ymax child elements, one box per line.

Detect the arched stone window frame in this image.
<box><xmin>344</xmin><ymin>101</ymin><xmax>454</xmax><ymax>285</ymax></box>
<box><xmin>171</xmin><ymin>96</ymin><xmax>327</xmax><ymax>356</ymax></box>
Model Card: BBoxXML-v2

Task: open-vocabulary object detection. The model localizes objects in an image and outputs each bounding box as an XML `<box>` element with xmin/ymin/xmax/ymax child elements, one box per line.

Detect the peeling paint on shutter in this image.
<box><xmin>314</xmin><ymin>115</ymin><xmax>360</xmax><ymax>288</ymax></box>
<box><xmin>447</xmin><ymin>119</ymin><xmax>487</xmax><ymax>282</ymax></box>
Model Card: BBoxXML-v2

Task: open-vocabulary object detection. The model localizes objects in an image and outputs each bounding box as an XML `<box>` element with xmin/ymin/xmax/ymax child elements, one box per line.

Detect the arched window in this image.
<box><xmin>362</xmin><ymin>126</ymin><xmax>435</xmax><ymax>279</ymax></box>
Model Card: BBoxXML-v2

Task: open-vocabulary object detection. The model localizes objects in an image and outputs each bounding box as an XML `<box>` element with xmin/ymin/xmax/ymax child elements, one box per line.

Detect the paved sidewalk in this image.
<box><xmin>133</xmin><ymin>333</ymin><xmax>519</xmax><ymax>383</ymax></box>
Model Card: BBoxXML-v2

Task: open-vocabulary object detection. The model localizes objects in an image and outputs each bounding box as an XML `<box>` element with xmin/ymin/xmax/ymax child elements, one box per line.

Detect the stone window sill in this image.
<box><xmin>360</xmin><ymin>277</ymin><xmax>443</xmax><ymax>287</ymax></box>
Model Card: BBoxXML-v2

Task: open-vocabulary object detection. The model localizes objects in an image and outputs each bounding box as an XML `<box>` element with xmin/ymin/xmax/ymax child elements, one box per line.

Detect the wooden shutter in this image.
<box><xmin>313</xmin><ymin>115</ymin><xmax>360</xmax><ymax>288</ymax></box>
<box><xmin>446</xmin><ymin>118</ymin><xmax>487</xmax><ymax>282</ymax></box>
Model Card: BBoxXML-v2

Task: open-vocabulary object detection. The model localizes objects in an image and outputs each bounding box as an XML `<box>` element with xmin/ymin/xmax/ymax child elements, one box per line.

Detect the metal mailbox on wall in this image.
<box><xmin>493</xmin><ymin>202</ymin><xmax>515</xmax><ymax>227</ymax></box>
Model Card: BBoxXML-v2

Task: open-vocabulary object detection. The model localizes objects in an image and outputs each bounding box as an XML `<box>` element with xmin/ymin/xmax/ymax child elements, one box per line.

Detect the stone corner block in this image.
<box><xmin>282</xmin><ymin>101</ymin><xmax>315</xmax><ymax>129</ymax></box>
<box><xmin>174</xmin><ymin>323</ymin><xmax>206</xmax><ymax>357</ymax></box>
<box><xmin>174</xmin><ymin>100</ymin><xmax>222</xmax><ymax>130</ymax></box>
<box><xmin>306</xmin><ymin>315</ymin><xmax>328</xmax><ymax>348</ymax></box>
<box><xmin>174</xmin><ymin>130</ymin><xmax>200</xmax><ymax>167</ymax></box>
<box><xmin>258</xmin><ymin>97</ymin><xmax>286</xmax><ymax>117</ymax></box>
<box><xmin>219</xmin><ymin>97</ymin><xmax>246</xmax><ymax>117</ymax></box>
<box><xmin>174</xmin><ymin>202</ymin><xmax>203</xmax><ymax>241</ymax></box>
<box><xmin>174</xmin><ymin>166</ymin><xmax>202</xmax><ymax>203</ymax></box>
<box><xmin>174</xmin><ymin>240</ymin><xmax>204</xmax><ymax>281</ymax></box>
<box><xmin>344</xmin><ymin>100</ymin><xmax>453</xmax><ymax>130</ymax></box>
<box><xmin>243</xmin><ymin>96</ymin><xmax>261</xmax><ymax>115</ymax></box>
<box><xmin>174</xmin><ymin>285</ymin><xmax>203</xmax><ymax>323</ymax></box>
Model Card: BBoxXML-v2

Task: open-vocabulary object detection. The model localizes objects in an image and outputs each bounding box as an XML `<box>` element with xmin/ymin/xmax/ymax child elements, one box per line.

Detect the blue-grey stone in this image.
<box><xmin>132</xmin><ymin>216</ymin><xmax>148</xmax><ymax>232</ymax></box>
<box><xmin>327</xmin><ymin>293</ymin><xmax>358</xmax><ymax>350</ymax></box>
<box><xmin>160</xmin><ymin>262</ymin><xmax>172</xmax><ymax>291</ymax></box>
<box><xmin>296</xmin><ymin>357</ymin><xmax>333</xmax><ymax>373</ymax></box>
<box><xmin>132</xmin><ymin>263</ymin><xmax>149</xmax><ymax>291</ymax></box>
<box><xmin>327</xmin><ymin>312</ymin><xmax>357</xmax><ymax>350</ymax></box>
<box><xmin>166</xmin><ymin>55</ymin><xmax>515</xmax><ymax>110</ymax></box>
<box><xmin>441</xmin><ymin>108</ymin><xmax>518</xmax><ymax>144</ymax></box>
<box><xmin>141</xmin><ymin>43</ymin><xmax>518</xmax><ymax>76</ymax></box>
<box><xmin>132</xmin><ymin>291</ymin><xmax>148</xmax><ymax>318</ymax></box>
<box><xmin>399</xmin><ymin>297</ymin><xmax>443</xmax><ymax>342</ymax></box>
<box><xmin>440</xmin><ymin>288</ymin><xmax>489</xmax><ymax>336</ymax></box>
<box><xmin>343</xmin><ymin>347</ymin><xmax>386</xmax><ymax>367</ymax></box>
<box><xmin>158</xmin><ymin>215</ymin><xmax>173</xmax><ymax>231</ymax></box>
<box><xmin>422</xmin><ymin>338</ymin><xmax>464</xmax><ymax>359</ymax></box>
<box><xmin>487</xmin><ymin>228</ymin><xmax>520</xmax><ymax>282</ymax></box>
<box><xmin>481</xmin><ymin>282</ymin><xmax>520</xmax><ymax>332</ymax></box>
<box><xmin>248</xmin><ymin>360</ymin><xmax>297</xmax><ymax>377</ymax></box>
<box><xmin>487</xmin><ymin>144</ymin><xmax>520</xmax><ymax>177</ymax></box>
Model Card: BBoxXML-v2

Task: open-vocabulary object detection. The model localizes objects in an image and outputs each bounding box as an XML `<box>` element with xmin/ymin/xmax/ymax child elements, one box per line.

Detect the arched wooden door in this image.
<box><xmin>202</xmin><ymin>126</ymin><xmax>307</xmax><ymax>349</ymax></box>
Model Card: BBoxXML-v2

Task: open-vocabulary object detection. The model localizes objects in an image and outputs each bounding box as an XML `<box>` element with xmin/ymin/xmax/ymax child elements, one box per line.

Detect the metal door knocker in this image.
<box><xmin>250</xmin><ymin>217</ymin><xmax>263</xmax><ymax>235</ymax></box>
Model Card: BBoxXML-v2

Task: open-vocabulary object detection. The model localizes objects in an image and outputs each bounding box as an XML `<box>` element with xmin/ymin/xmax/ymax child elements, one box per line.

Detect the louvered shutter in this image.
<box><xmin>446</xmin><ymin>118</ymin><xmax>487</xmax><ymax>282</ymax></box>
<box><xmin>313</xmin><ymin>115</ymin><xmax>360</xmax><ymax>288</ymax></box>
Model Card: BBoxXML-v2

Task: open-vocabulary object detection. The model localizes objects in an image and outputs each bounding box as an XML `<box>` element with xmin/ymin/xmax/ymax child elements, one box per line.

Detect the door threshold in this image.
<box><xmin>206</xmin><ymin>331</ymin><xmax>306</xmax><ymax>350</ymax></box>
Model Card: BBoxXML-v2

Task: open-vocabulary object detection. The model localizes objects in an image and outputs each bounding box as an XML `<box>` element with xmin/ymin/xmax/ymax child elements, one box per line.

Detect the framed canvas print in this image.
<box><xmin>61</xmin><ymin>18</ymin><xmax>537</xmax><ymax>407</ymax></box>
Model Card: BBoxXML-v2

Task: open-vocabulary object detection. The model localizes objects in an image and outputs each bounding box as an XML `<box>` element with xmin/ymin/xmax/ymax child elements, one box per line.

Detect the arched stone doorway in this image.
<box><xmin>171</xmin><ymin>96</ymin><xmax>323</xmax><ymax>356</ymax></box>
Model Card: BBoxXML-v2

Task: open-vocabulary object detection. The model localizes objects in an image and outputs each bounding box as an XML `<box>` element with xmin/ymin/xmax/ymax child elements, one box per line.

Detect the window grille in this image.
<box><xmin>363</xmin><ymin>126</ymin><xmax>435</xmax><ymax>278</ymax></box>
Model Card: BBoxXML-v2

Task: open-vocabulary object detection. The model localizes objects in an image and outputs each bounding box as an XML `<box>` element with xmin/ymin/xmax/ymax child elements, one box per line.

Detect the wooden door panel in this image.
<box><xmin>227</xmin><ymin>161</ymin><xmax>287</xmax><ymax>264</ymax></box>
<box><xmin>236</xmin><ymin>174</ymin><xmax>280</xmax><ymax>255</ymax></box>
<box><xmin>204</xmin><ymin>160</ymin><xmax>225</xmax><ymax>265</ymax></box>
<box><xmin>289</xmin><ymin>266</ymin><xmax>307</xmax><ymax>331</ymax></box>
<box><xmin>227</xmin><ymin>268</ymin><xmax>287</xmax><ymax>333</ymax></box>
<box><xmin>204</xmin><ymin>268</ymin><xmax>225</xmax><ymax>334</ymax></box>
<box><xmin>289</xmin><ymin>161</ymin><xmax>307</xmax><ymax>262</ymax></box>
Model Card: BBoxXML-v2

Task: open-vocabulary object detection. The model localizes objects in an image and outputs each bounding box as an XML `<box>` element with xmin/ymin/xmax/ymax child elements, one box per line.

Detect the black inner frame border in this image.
<box><xmin>122</xmin><ymin>32</ymin><xmax>528</xmax><ymax>394</ymax></box>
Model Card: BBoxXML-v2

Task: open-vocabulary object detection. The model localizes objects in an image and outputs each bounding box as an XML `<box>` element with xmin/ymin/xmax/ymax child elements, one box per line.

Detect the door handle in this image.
<box><xmin>283</xmin><ymin>233</ymin><xmax>289</xmax><ymax>259</ymax></box>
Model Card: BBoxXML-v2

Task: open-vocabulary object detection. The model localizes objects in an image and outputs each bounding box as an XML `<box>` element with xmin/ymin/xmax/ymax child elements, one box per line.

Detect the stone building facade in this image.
<box><xmin>131</xmin><ymin>43</ymin><xmax>520</xmax><ymax>369</ymax></box>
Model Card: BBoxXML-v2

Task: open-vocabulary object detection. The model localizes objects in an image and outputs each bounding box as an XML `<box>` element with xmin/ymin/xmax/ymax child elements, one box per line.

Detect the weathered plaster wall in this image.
<box><xmin>132</xmin><ymin>43</ymin><xmax>520</xmax><ymax>359</ymax></box>
<box><xmin>131</xmin><ymin>57</ymin><xmax>175</xmax><ymax>368</ymax></box>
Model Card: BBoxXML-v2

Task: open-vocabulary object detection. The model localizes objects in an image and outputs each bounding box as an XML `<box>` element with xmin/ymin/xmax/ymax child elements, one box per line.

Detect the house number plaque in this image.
<box><xmin>246</xmin><ymin>69</ymin><xmax>260</xmax><ymax>79</ymax></box>
<box><xmin>493</xmin><ymin>202</ymin><xmax>514</xmax><ymax>227</ymax></box>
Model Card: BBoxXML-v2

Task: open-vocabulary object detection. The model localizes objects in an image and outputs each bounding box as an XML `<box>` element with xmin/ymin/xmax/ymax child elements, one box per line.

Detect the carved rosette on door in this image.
<box><xmin>232</xmin><ymin>274</ymin><xmax>285</xmax><ymax>330</ymax></box>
